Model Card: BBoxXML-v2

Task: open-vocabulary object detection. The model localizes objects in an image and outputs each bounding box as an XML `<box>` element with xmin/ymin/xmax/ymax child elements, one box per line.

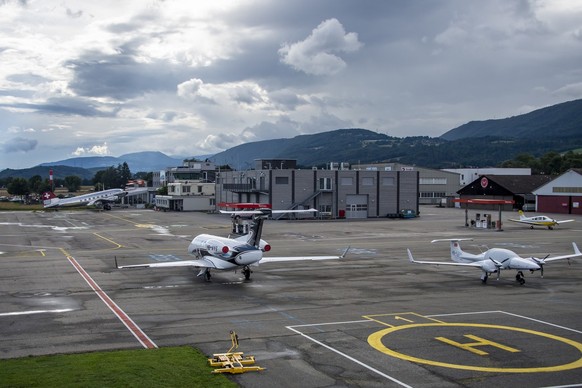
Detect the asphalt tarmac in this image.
<box><xmin>1</xmin><ymin>206</ymin><xmax>581</xmax><ymax>387</ymax></box>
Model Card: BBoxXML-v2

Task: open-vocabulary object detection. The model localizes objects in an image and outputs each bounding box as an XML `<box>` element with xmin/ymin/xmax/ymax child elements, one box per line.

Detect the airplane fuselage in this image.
<box><xmin>455</xmin><ymin>247</ymin><xmax>540</xmax><ymax>272</ymax></box>
<box><xmin>188</xmin><ymin>234</ymin><xmax>264</xmax><ymax>268</ymax></box>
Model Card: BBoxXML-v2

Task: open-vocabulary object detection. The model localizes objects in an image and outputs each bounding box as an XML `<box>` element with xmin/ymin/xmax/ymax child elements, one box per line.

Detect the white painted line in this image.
<box><xmin>0</xmin><ymin>309</ymin><xmax>74</xmax><ymax>317</ymax></box>
<box><xmin>428</xmin><ymin>310</ymin><xmax>582</xmax><ymax>334</ymax></box>
<box><xmin>286</xmin><ymin>326</ymin><xmax>413</xmax><ymax>388</ymax></box>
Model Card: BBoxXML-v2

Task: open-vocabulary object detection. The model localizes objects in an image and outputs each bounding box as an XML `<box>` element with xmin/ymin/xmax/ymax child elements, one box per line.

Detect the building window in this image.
<box><xmin>382</xmin><ymin>177</ymin><xmax>394</xmax><ymax>186</ymax></box>
<box><xmin>182</xmin><ymin>186</ymin><xmax>191</xmax><ymax>193</ymax></box>
<box><xmin>362</xmin><ymin>177</ymin><xmax>374</xmax><ymax>186</ymax></box>
<box><xmin>275</xmin><ymin>176</ymin><xmax>289</xmax><ymax>184</ymax></box>
<box><xmin>341</xmin><ymin>177</ymin><xmax>353</xmax><ymax>186</ymax></box>
<box><xmin>419</xmin><ymin>178</ymin><xmax>447</xmax><ymax>185</ymax></box>
<box><xmin>420</xmin><ymin>192</ymin><xmax>446</xmax><ymax>198</ymax></box>
<box><xmin>319</xmin><ymin>177</ymin><xmax>332</xmax><ymax>190</ymax></box>
<box><xmin>553</xmin><ymin>187</ymin><xmax>582</xmax><ymax>193</ymax></box>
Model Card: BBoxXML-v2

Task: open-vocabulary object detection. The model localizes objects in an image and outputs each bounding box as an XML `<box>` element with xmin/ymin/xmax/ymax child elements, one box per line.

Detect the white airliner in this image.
<box><xmin>508</xmin><ymin>210</ymin><xmax>575</xmax><ymax>230</ymax></box>
<box><xmin>407</xmin><ymin>239</ymin><xmax>582</xmax><ymax>284</ymax></box>
<box><xmin>42</xmin><ymin>189</ymin><xmax>127</xmax><ymax>210</ymax></box>
<box><xmin>116</xmin><ymin>208</ymin><xmax>349</xmax><ymax>281</ymax></box>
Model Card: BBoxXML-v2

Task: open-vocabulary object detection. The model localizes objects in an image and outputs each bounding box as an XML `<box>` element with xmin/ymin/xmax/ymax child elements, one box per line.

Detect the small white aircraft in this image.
<box><xmin>42</xmin><ymin>188</ymin><xmax>127</xmax><ymax>210</ymax></box>
<box><xmin>508</xmin><ymin>210</ymin><xmax>575</xmax><ymax>230</ymax></box>
<box><xmin>407</xmin><ymin>239</ymin><xmax>582</xmax><ymax>284</ymax></box>
<box><xmin>116</xmin><ymin>208</ymin><xmax>349</xmax><ymax>281</ymax></box>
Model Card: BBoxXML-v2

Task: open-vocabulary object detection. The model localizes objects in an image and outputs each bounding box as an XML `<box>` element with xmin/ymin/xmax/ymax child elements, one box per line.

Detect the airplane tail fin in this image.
<box><xmin>431</xmin><ymin>238</ymin><xmax>472</xmax><ymax>262</ymax></box>
<box><xmin>518</xmin><ymin>210</ymin><xmax>526</xmax><ymax>220</ymax></box>
<box><xmin>42</xmin><ymin>192</ymin><xmax>59</xmax><ymax>207</ymax></box>
<box><xmin>407</xmin><ymin>249</ymin><xmax>417</xmax><ymax>263</ymax></box>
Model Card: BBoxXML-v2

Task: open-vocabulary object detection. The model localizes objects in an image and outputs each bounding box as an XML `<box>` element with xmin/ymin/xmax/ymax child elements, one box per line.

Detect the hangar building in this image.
<box><xmin>533</xmin><ymin>169</ymin><xmax>582</xmax><ymax>214</ymax></box>
<box><xmin>216</xmin><ymin>161</ymin><xmax>419</xmax><ymax>219</ymax></box>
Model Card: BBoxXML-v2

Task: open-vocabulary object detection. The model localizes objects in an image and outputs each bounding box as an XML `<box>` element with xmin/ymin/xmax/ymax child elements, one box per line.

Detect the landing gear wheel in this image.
<box><xmin>204</xmin><ymin>271</ymin><xmax>211</xmax><ymax>281</ymax></box>
<box><xmin>481</xmin><ymin>274</ymin><xmax>488</xmax><ymax>284</ymax></box>
<box><xmin>516</xmin><ymin>271</ymin><xmax>525</xmax><ymax>285</ymax></box>
<box><xmin>243</xmin><ymin>266</ymin><xmax>252</xmax><ymax>280</ymax></box>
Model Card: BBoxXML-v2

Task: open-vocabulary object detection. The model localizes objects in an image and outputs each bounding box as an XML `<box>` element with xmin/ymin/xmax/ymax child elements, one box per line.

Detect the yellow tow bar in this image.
<box><xmin>208</xmin><ymin>331</ymin><xmax>265</xmax><ymax>374</ymax></box>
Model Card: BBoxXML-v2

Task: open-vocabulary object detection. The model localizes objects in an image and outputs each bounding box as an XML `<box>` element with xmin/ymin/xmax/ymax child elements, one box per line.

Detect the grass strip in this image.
<box><xmin>0</xmin><ymin>346</ymin><xmax>237</xmax><ymax>388</ymax></box>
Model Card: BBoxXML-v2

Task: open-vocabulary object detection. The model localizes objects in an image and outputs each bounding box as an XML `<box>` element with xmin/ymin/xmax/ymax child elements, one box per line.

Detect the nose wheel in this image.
<box><xmin>515</xmin><ymin>271</ymin><xmax>525</xmax><ymax>285</ymax></box>
<box><xmin>243</xmin><ymin>266</ymin><xmax>252</xmax><ymax>280</ymax></box>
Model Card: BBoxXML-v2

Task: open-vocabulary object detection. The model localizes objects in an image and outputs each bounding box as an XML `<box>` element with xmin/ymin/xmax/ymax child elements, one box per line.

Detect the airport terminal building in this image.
<box><xmin>216</xmin><ymin>159</ymin><xmax>419</xmax><ymax>218</ymax></box>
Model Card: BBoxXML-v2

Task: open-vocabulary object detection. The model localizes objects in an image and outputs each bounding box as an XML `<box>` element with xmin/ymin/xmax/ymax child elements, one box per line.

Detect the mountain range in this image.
<box><xmin>2</xmin><ymin>98</ymin><xmax>581</xmax><ymax>179</ymax></box>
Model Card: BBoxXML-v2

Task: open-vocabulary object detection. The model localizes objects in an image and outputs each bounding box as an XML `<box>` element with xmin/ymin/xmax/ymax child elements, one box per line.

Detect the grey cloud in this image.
<box><xmin>66</xmin><ymin>49</ymin><xmax>192</xmax><ymax>100</ymax></box>
<box><xmin>2</xmin><ymin>137</ymin><xmax>37</xmax><ymax>153</ymax></box>
<box><xmin>0</xmin><ymin>96</ymin><xmax>119</xmax><ymax>117</ymax></box>
<box><xmin>7</xmin><ymin>73</ymin><xmax>49</xmax><ymax>85</ymax></box>
<box><xmin>279</xmin><ymin>18</ymin><xmax>362</xmax><ymax>75</ymax></box>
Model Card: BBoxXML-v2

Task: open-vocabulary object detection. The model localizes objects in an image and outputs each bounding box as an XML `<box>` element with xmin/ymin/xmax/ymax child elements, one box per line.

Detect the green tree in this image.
<box><xmin>157</xmin><ymin>185</ymin><xmax>168</xmax><ymax>195</ymax></box>
<box><xmin>28</xmin><ymin>175</ymin><xmax>43</xmax><ymax>194</ymax></box>
<box><xmin>64</xmin><ymin>175</ymin><xmax>82</xmax><ymax>192</ymax></box>
<box><xmin>539</xmin><ymin>151</ymin><xmax>563</xmax><ymax>175</ymax></box>
<box><xmin>7</xmin><ymin>178</ymin><xmax>29</xmax><ymax>197</ymax></box>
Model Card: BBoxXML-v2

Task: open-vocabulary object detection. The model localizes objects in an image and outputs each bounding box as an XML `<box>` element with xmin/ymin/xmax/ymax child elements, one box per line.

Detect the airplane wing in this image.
<box><xmin>556</xmin><ymin>219</ymin><xmax>575</xmax><ymax>224</ymax></box>
<box><xmin>259</xmin><ymin>247</ymin><xmax>349</xmax><ymax>263</ymax></box>
<box><xmin>115</xmin><ymin>257</ymin><xmax>228</xmax><ymax>270</ymax></box>
<box><xmin>219</xmin><ymin>208</ymin><xmax>317</xmax><ymax>216</ymax></box>
<box><xmin>407</xmin><ymin>249</ymin><xmax>483</xmax><ymax>267</ymax></box>
<box><xmin>541</xmin><ymin>242</ymin><xmax>582</xmax><ymax>263</ymax></box>
<box><xmin>507</xmin><ymin>218</ymin><xmax>533</xmax><ymax>225</ymax></box>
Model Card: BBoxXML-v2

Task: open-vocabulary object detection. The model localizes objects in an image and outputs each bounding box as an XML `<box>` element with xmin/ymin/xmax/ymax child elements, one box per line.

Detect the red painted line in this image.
<box><xmin>65</xmin><ymin>254</ymin><xmax>158</xmax><ymax>349</ymax></box>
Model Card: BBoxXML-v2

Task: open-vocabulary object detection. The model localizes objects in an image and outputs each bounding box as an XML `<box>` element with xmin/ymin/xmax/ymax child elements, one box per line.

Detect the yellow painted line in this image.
<box><xmin>435</xmin><ymin>334</ymin><xmax>520</xmax><ymax>356</ymax></box>
<box><xmin>363</xmin><ymin>312</ymin><xmax>445</xmax><ymax>327</ymax></box>
<box><xmin>93</xmin><ymin>233</ymin><xmax>124</xmax><ymax>249</ymax></box>
<box><xmin>368</xmin><ymin>322</ymin><xmax>582</xmax><ymax>373</ymax></box>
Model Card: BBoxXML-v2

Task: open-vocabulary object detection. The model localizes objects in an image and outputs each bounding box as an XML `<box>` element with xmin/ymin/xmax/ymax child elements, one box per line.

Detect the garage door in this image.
<box><xmin>346</xmin><ymin>194</ymin><xmax>368</xmax><ymax>219</ymax></box>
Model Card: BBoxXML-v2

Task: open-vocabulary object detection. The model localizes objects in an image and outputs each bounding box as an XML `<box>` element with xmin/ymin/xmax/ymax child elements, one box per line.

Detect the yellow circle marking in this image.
<box><xmin>368</xmin><ymin>322</ymin><xmax>582</xmax><ymax>373</ymax></box>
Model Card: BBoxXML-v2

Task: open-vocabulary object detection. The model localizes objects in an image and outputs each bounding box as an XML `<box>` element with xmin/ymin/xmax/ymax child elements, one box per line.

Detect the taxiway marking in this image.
<box><xmin>60</xmin><ymin>249</ymin><xmax>157</xmax><ymax>349</ymax></box>
<box><xmin>0</xmin><ymin>309</ymin><xmax>74</xmax><ymax>317</ymax></box>
<box><xmin>368</xmin><ymin>322</ymin><xmax>582</xmax><ymax>373</ymax></box>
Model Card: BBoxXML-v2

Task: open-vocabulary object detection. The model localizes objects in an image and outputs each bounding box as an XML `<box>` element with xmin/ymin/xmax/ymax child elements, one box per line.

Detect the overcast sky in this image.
<box><xmin>1</xmin><ymin>0</ymin><xmax>581</xmax><ymax>169</ymax></box>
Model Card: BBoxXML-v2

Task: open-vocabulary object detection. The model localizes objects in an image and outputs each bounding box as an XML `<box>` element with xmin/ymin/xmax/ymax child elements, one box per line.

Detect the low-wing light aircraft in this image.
<box><xmin>42</xmin><ymin>188</ymin><xmax>127</xmax><ymax>210</ymax></box>
<box><xmin>407</xmin><ymin>239</ymin><xmax>582</xmax><ymax>284</ymax></box>
<box><xmin>116</xmin><ymin>208</ymin><xmax>348</xmax><ymax>281</ymax></box>
<box><xmin>508</xmin><ymin>210</ymin><xmax>575</xmax><ymax>230</ymax></box>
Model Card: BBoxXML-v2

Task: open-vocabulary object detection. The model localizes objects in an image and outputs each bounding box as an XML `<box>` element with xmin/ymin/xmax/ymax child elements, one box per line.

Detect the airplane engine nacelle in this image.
<box><xmin>204</xmin><ymin>239</ymin><xmax>230</xmax><ymax>256</ymax></box>
<box><xmin>234</xmin><ymin>249</ymin><xmax>263</xmax><ymax>265</ymax></box>
<box><xmin>481</xmin><ymin>260</ymin><xmax>498</xmax><ymax>273</ymax></box>
<box><xmin>258</xmin><ymin>239</ymin><xmax>271</xmax><ymax>252</ymax></box>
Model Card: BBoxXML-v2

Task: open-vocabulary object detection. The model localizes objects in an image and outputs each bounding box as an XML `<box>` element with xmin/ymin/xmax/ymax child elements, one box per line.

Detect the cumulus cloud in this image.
<box><xmin>72</xmin><ymin>142</ymin><xmax>110</xmax><ymax>156</ymax></box>
<box><xmin>1</xmin><ymin>137</ymin><xmax>37</xmax><ymax>153</ymax></box>
<box><xmin>177</xmin><ymin>78</ymin><xmax>204</xmax><ymax>99</ymax></box>
<box><xmin>279</xmin><ymin>18</ymin><xmax>362</xmax><ymax>75</ymax></box>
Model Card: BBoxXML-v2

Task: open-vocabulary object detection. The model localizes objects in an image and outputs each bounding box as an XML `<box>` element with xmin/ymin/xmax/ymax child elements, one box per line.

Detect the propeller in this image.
<box><xmin>489</xmin><ymin>258</ymin><xmax>508</xmax><ymax>280</ymax></box>
<box><xmin>529</xmin><ymin>254</ymin><xmax>550</xmax><ymax>278</ymax></box>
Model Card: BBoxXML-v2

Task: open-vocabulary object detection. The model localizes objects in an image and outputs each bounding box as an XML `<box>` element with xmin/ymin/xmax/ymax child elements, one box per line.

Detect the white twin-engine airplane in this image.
<box><xmin>508</xmin><ymin>210</ymin><xmax>575</xmax><ymax>230</ymax></box>
<box><xmin>42</xmin><ymin>188</ymin><xmax>127</xmax><ymax>210</ymax></box>
<box><xmin>117</xmin><ymin>208</ymin><xmax>349</xmax><ymax>281</ymax></box>
<box><xmin>407</xmin><ymin>238</ymin><xmax>582</xmax><ymax>285</ymax></box>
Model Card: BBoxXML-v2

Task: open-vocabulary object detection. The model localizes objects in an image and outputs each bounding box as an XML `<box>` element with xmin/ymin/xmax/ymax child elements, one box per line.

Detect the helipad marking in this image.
<box><xmin>435</xmin><ymin>334</ymin><xmax>520</xmax><ymax>356</ymax></box>
<box><xmin>368</xmin><ymin>322</ymin><xmax>582</xmax><ymax>373</ymax></box>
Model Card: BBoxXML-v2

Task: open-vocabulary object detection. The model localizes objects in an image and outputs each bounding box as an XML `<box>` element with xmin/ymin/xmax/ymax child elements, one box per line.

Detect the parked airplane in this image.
<box><xmin>116</xmin><ymin>208</ymin><xmax>349</xmax><ymax>281</ymax></box>
<box><xmin>508</xmin><ymin>210</ymin><xmax>575</xmax><ymax>230</ymax></box>
<box><xmin>407</xmin><ymin>238</ymin><xmax>582</xmax><ymax>284</ymax></box>
<box><xmin>42</xmin><ymin>188</ymin><xmax>127</xmax><ymax>210</ymax></box>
